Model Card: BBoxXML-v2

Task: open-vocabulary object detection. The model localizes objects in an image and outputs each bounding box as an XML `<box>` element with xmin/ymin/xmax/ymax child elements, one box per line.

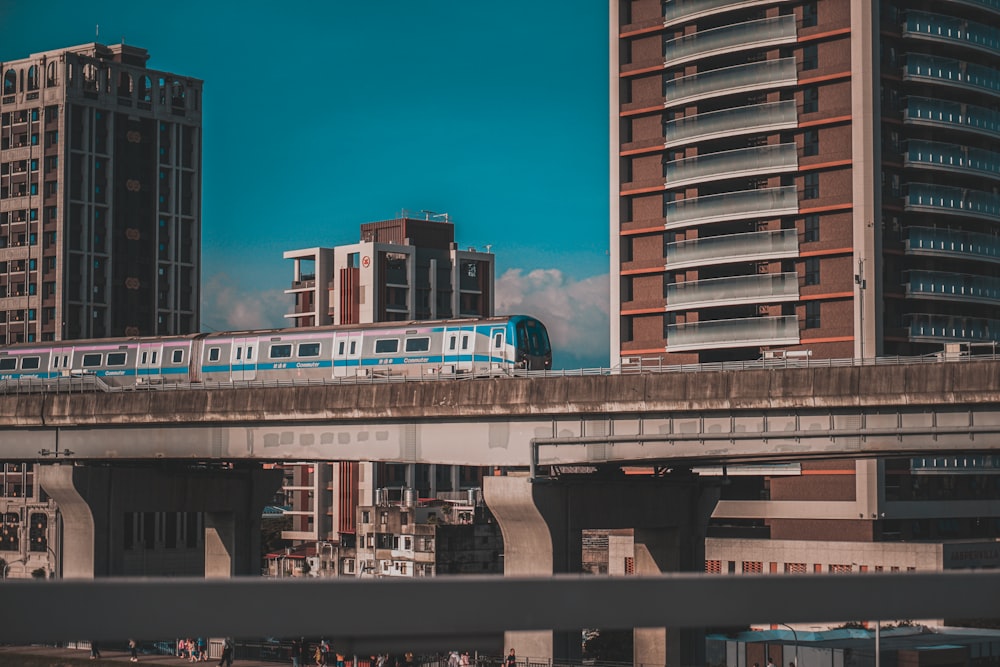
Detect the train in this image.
<box><xmin>0</xmin><ymin>315</ymin><xmax>552</xmax><ymax>387</ymax></box>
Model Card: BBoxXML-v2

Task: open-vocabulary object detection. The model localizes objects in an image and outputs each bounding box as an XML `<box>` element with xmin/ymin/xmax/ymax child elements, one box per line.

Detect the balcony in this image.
<box><xmin>664</xmin><ymin>58</ymin><xmax>797</xmax><ymax>110</ymax></box>
<box><xmin>666</xmin><ymin>272</ymin><xmax>799</xmax><ymax>311</ymax></box>
<box><xmin>664</xmin><ymin>143</ymin><xmax>798</xmax><ymax>190</ymax></box>
<box><xmin>904</xmin><ymin>96</ymin><xmax>1000</xmax><ymax>141</ymax></box>
<box><xmin>666</xmin><ymin>315</ymin><xmax>799</xmax><ymax>351</ymax></box>
<box><xmin>904</xmin><ymin>55</ymin><xmax>1000</xmax><ymax>100</ymax></box>
<box><xmin>667</xmin><ymin>229</ymin><xmax>799</xmax><ymax>270</ymax></box>
<box><xmin>903</xmin><ymin>11</ymin><xmax>1000</xmax><ymax>58</ymax></box>
<box><xmin>662</xmin><ymin>0</ymin><xmax>795</xmax><ymax>29</ymax></box>
<box><xmin>906</xmin><ymin>183</ymin><xmax>1000</xmax><ymax>223</ymax></box>
<box><xmin>906</xmin><ymin>270</ymin><xmax>1000</xmax><ymax>305</ymax></box>
<box><xmin>663</xmin><ymin>15</ymin><xmax>797</xmax><ymax>68</ymax></box>
<box><xmin>904</xmin><ymin>312</ymin><xmax>1000</xmax><ymax>343</ymax></box>
<box><xmin>905</xmin><ymin>226</ymin><xmax>1000</xmax><ymax>264</ymax></box>
<box><xmin>905</xmin><ymin>140</ymin><xmax>1000</xmax><ymax>180</ymax></box>
<box><xmin>664</xmin><ymin>101</ymin><xmax>797</xmax><ymax>149</ymax></box>
<box><xmin>939</xmin><ymin>0</ymin><xmax>1000</xmax><ymax>17</ymax></box>
<box><xmin>665</xmin><ymin>186</ymin><xmax>799</xmax><ymax>229</ymax></box>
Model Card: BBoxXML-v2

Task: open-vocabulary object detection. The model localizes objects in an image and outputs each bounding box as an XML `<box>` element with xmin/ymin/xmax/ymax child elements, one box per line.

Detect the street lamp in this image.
<box><xmin>778</xmin><ymin>623</ymin><xmax>799</xmax><ymax>667</ymax></box>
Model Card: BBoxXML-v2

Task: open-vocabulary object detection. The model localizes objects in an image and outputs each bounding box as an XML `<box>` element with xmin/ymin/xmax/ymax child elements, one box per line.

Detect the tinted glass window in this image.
<box><xmin>375</xmin><ymin>339</ymin><xmax>399</xmax><ymax>354</ymax></box>
<box><xmin>171</xmin><ymin>349</ymin><xmax>183</xmax><ymax>364</ymax></box>
<box><xmin>83</xmin><ymin>353</ymin><xmax>101</xmax><ymax>367</ymax></box>
<box><xmin>208</xmin><ymin>348</ymin><xmax>220</xmax><ymax>362</ymax></box>
<box><xmin>107</xmin><ymin>353</ymin><xmax>126</xmax><ymax>366</ymax></box>
<box><xmin>270</xmin><ymin>344</ymin><xmax>292</xmax><ymax>359</ymax></box>
<box><xmin>20</xmin><ymin>356</ymin><xmax>40</xmax><ymax>369</ymax></box>
<box><xmin>405</xmin><ymin>338</ymin><xmax>430</xmax><ymax>352</ymax></box>
<box><xmin>0</xmin><ymin>358</ymin><xmax>16</xmax><ymax>371</ymax></box>
<box><xmin>299</xmin><ymin>343</ymin><xmax>320</xmax><ymax>357</ymax></box>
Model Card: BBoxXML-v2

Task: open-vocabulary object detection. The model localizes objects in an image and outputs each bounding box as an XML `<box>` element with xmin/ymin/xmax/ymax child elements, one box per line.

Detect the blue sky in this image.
<box><xmin>1</xmin><ymin>1</ymin><xmax>611</xmax><ymax>369</ymax></box>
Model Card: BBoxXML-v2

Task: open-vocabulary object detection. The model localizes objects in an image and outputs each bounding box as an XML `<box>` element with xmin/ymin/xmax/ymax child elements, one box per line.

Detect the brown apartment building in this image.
<box><xmin>611</xmin><ymin>1</ymin><xmax>1000</xmax><ymax>583</ymax></box>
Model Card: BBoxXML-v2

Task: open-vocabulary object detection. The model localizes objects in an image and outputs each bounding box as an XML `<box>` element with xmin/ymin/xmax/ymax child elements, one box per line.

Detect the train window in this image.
<box><xmin>448</xmin><ymin>336</ymin><xmax>457</xmax><ymax>351</ymax></box>
<box><xmin>0</xmin><ymin>358</ymin><xmax>15</xmax><ymax>371</ymax></box>
<box><xmin>270</xmin><ymin>344</ymin><xmax>292</xmax><ymax>359</ymax></box>
<box><xmin>461</xmin><ymin>335</ymin><xmax>470</xmax><ymax>350</ymax></box>
<box><xmin>247</xmin><ymin>346</ymin><xmax>254</xmax><ymax>360</ymax></box>
<box><xmin>171</xmin><ymin>349</ymin><xmax>184</xmax><ymax>364</ymax></box>
<box><xmin>83</xmin><ymin>353</ymin><xmax>101</xmax><ymax>367</ymax></box>
<box><xmin>299</xmin><ymin>343</ymin><xmax>320</xmax><ymax>357</ymax></box>
<box><xmin>151</xmin><ymin>351</ymin><xmax>158</xmax><ymax>364</ymax></box>
<box><xmin>405</xmin><ymin>338</ymin><xmax>430</xmax><ymax>353</ymax></box>
<box><xmin>375</xmin><ymin>339</ymin><xmax>399</xmax><ymax>354</ymax></box>
<box><xmin>349</xmin><ymin>341</ymin><xmax>356</xmax><ymax>355</ymax></box>
<box><xmin>20</xmin><ymin>356</ymin><xmax>40</xmax><ymax>369</ymax></box>
<box><xmin>107</xmin><ymin>353</ymin><xmax>126</xmax><ymax>366</ymax></box>
<box><xmin>338</xmin><ymin>342</ymin><xmax>345</xmax><ymax>355</ymax></box>
<box><xmin>493</xmin><ymin>333</ymin><xmax>503</xmax><ymax>349</ymax></box>
<box><xmin>208</xmin><ymin>348</ymin><xmax>220</xmax><ymax>362</ymax></box>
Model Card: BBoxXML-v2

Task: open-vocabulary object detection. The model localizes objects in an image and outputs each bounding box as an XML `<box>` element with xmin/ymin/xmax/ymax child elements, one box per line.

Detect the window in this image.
<box><xmin>805</xmin><ymin>301</ymin><xmax>821</xmax><ymax>328</ymax></box>
<box><xmin>804</xmin><ymin>215</ymin><xmax>819</xmax><ymax>242</ymax></box>
<box><xmin>20</xmin><ymin>356</ymin><xmax>40</xmax><ymax>370</ymax></box>
<box><xmin>270</xmin><ymin>344</ymin><xmax>292</xmax><ymax>359</ymax></box>
<box><xmin>208</xmin><ymin>347</ymin><xmax>220</xmax><ymax>362</ymax></box>
<box><xmin>493</xmin><ymin>332</ymin><xmax>504</xmax><ymax>349</ymax></box>
<box><xmin>803</xmin><ymin>129</ymin><xmax>818</xmax><ymax>156</ymax></box>
<box><xmin>804</xmin><ymin>172</ymin><xmax>819</xmax><ymax>199</ymax></box>
<box><xmin>106</xmin><ymin>352</ymin><xmax>126</xmax><ymax>366</ymax></box>
<box><xmin>802</xmin><ymin>44</ymin><xmax>818</xmax><ymax>71</ymax></box>
<box><xmin>83</xmin><ymin>353</ymin><xmax>102</xmax><ymax>367</ymax></box>
<box><xmin>805</xmin><ymin>258</ymin><xmax>820</xmax><ymax>285</ymax></box>
<box><xmin>461</xmin><ymin>335</ymin><xmax>470</xmax><ymax>350</ymax></box>
<box><xmin>337</xmin><ymin>341</ymin><xmax>346</xmax><ymax>355</ymax></box>
<box><xmin>375</xmin><ymin>339</ymin><xmax>399</xmax><ymax>354</ymax></box>
<box><xmin>298</xmin><ymin>342</ymin><xmax>320</xmax><ymax>357</ymax></box>
<box><xmin>405</xmin><ymin>337</ymin><xmax>430</xmax><ymax>353</ymax></box>
<box><xmin>171</xmin><ymin>349</ymin><xmax>184</xmax><ymax>364</ymax></box>
<box><xmin>0</xmin><ymin>358</ymin><xmax>14</xmax><ymax>371</ymax></box>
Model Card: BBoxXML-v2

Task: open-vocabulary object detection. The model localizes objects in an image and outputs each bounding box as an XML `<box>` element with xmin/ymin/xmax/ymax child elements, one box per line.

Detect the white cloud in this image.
<box><xmin>201</xmin><ymin>272</ymin><xmax>288</xmax><ymax>332</ymax></box>
<box><xmin>495</xmin><ymin>268</ymin><xmax>610</xmax><ymax>370</ymax></box>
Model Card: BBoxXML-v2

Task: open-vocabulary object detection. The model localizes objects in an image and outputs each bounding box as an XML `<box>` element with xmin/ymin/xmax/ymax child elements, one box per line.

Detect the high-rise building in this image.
<box><xmin>611</xmin><ymin>1</ymin><xmax>1000</xmax><ymax>587</ymax></box>
<box><xmin>611</xmin><ymin>0</ymin><xmax>999</xmax><ymax>367</ymax></box>
<box><xmin>281</xmin><ymin>214</ymin><xmax>495</xmax><ymax>569</ymax></box>
<box><xmin>0</xmin><ymin>42</ymin><xmax>201</xmax><ymax>343</ymax></box>
<box><xmin>0</xmin><ymin>43</ymin><xmax>201</xmax><ymax>578</ymax></box>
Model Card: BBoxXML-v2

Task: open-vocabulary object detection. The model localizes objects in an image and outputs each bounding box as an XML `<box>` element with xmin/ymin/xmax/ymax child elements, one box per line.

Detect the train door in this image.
<box><xmin>442</xmin><ymin>328</ymin><xmax>461</xmax><ymax>374</ymax></box>
<box><xmin>332</xmin><ymin>332</ymin><xmax>349</xmax><ymax>377</ymax></box>
<box><xmin>48</xmin><ymin>346</ymin><xmax>73</xmax><ymax>378</ymax></box>
<box><xmin>489</xmin><ymin>326</ymin><xmax>506</xmax><ymax>372</ymax></box>
<box><xmin>344</xmin><ymin>332</ymin><xmax>363</xmax><ymax>376</ymax></box>
<box><xmin>231</xmin><ymin>336</ymin><xmax>257</xmax><ymax>382</ymax></box>
<box><xmin>137</xmin><ymin>342</ymin><xmax>163</xmax><ymax>383</ymax></box>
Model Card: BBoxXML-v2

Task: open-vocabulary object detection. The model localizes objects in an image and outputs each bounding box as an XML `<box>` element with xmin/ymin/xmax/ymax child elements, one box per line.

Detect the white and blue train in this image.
<box><xmin>0</xmin><ymin>315</ymin><xmax>552</xmax><ymax>387</ymax></box>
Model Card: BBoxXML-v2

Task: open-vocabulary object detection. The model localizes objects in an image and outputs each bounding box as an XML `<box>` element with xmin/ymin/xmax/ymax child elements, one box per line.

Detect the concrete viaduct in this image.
<box><xmin>3</xmin><ymin>358</ymin><xmax>999</xmax><ymax>667</ymax></box>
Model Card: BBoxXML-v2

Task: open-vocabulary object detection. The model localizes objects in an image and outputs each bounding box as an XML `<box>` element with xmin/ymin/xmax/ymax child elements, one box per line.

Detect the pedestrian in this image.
<box><xmin>90</xmin><ymin>640</ymin><xmax>101</xmax><ymax>659</ymax></box>
<box><xmin>767</xmin><ymin>657</ymin><xmax>775</xmax><ymax>667</ymax></box>
<box><xmin>505</xmin><ymin>649</ymin><xmax>516</xmax><ymax>667</ymax></box>
<box><xmin>217</xmin><ymin>637</ymin><xmax>234</xmax><ymax>667</ymax></box>
<box><xmin>179</xmin><ymin>638</ymin><xmax>187</xmax><ymax>659</ymax></box>
<box><xmin>129</xmin><ymin>638</ymin><xmax>138</xmax><ymax>662</ymax></box>
<box><xmin>199</xmin><ymin>637</ymin><xmax>208</xmax><ymax>662</ymax></box>
<box><xmin>291</xmin><ymin>638</ymin><xmax>303</xmax><ymax>667</ymax></box>
<box><xmin>461</xmin><ymin>652</ymin><xmax>470</xmax><ymax>667</ymax></box>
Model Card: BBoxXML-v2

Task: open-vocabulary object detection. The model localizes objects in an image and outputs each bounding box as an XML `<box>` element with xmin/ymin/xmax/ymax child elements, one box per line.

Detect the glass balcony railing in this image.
<box><xmin>903</xmin><ymin>11</ymin><xmax>1000</xmax><ymax>57</ymax></box>
<box><xmin>904</xmin><ymin>312</ymin><xmax>1000</xmax><ymax>343</ymax></box>
<box><xmin>666</xmin><ymin>315</ymin><xmax>799</xmax><ymax>351</ymax></box>
<box><xmin>664</xmin><ymin>58</ymin><xmax>797</xmax><ymax>110</ymax></box>
<box><xmin>905</xmin><ymin>96</ymin><xmax>1000</xmax><ymax>141</ymax></box>
<box><xmin>905</xmin><ymin>139</ymin><xmax>1000</xmax><ymax>179</ymax></box>
<box><xmin>664</xmin><ymin>143</ymin><xmax>798</xmax><ymax>190</ymax></box>
<box><xmin>906</xmin><ymin>226</ymin><xmax>1000</xmax><ymax>264</ymax></box>
<box><xmin>662</xmin><ymin>0</ymin><xmax>796</xmax><ymax>28</ymax></box>
<box><xmin>664</xmin><ymin>15</ymin><xmax>797</xmax><ymax>67</ymax></box>
<box><xmin>940</xmin><ymin>0</ymin><xmax>1000</xmax><ymax>17</ymax></box>
<box><xmin>666</xmin><ymin>272</ymin><xmax>799</xmax><ymax>311</ymax></box>
<box><xmin>665</xmin><ymin>186</ymin><xmax>798</xmax><ymax>229</ymax></box>
<box><xmin>906</xmin><ymin>183</ymin><xmax>1000</xmax><ymax>223</ymax></box>
<box><xmin>905</xmin><ymin>55</ymin><xmax>1000</xmax><ymax>99</ymax></box>
<box><xmin>664</xmin><ymin>101</ymin><xmax>797</xmax><ymax>148</ymax></box>
<box><xmin>906</xmin><ymin>270</ymin><xmax>1000</xmax><ymax>304</ymax></box>
<box><xmin>667</xmin><ymin>229</ymin><xmax>799</xmax><ymax>269</ymax></box>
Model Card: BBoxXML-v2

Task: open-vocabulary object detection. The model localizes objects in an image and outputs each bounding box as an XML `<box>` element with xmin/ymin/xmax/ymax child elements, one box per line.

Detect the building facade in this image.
<box><xmin>612</xmin><ymin>0</ymin><xmax>1000</xmax><ymax>367</ymax></box>
<box><xmin>280</xmin><ymin>215</ymin><xmax>495</xmax><ymax>551</ymax></box>
<box><xmin>611</xmin><ymin>1</ymin><xmax>1000</xmax><ymax>581</ymax></box>
<box><xmin>0</xmin><ymin>43</ymin><xmax>202</xmax><ymax>578</ymax></box>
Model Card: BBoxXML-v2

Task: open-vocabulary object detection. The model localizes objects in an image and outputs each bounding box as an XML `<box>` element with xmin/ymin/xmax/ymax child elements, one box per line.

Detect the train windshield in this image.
<box><xmin>516</xmin><ymin>318</ymin><xmax>551</xmax><ymax>358</ymax></box>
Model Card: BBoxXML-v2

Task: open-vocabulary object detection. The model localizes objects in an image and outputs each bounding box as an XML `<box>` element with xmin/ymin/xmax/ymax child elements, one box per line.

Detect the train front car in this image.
<box><xmin>510</xmin><ymin>315</ymin><xmax>552</xmax><ymax>371</ymax></box>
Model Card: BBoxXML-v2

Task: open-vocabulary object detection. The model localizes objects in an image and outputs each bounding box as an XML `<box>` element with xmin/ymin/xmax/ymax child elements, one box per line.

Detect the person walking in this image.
<box><xmin>90</xmin><ymin>640</ymin><xmax>101</xmax><ymax>659</ymax></box>
<box><xmin>129</xmin><ymin>638</ymin><xmax>138</xmax><ymax>662</ymax></box>
<box><xmin>217</xmin><ymin>637</ymin><xmax>234</xmax><ymax>667</ymax></box>
<box><xmin>505</xmin><ymin>649</ymin><xmax>516</xmax><ymax>667</ymax></box>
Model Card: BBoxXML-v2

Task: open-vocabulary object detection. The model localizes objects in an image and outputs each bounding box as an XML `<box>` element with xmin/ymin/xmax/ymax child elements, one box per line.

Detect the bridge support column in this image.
<box><xmin>38</xmin><ymin>463</ymin><xmax>282</xmax><ymax>578</ymax></box>
<box><xmin>483</xmin><ymin>472</ymin><xmax>719</xmax><ymax>667</ymax></box>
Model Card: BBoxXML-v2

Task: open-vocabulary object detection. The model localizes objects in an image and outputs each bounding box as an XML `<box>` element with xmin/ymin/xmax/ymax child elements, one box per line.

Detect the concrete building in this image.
<box><xmin>0</xmin><ymin>42</ymin><xmax>202</xmax><ymax>578</ymax></box>
<box><xmin>611</xmin><ymin>1</ymin><xmax>1000</xmax><ymax>587</ymax></box>
<box><xmin>280</xmin><ymin>214</ymin><xmax>495</xmax><ymax>552</ymax></box>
